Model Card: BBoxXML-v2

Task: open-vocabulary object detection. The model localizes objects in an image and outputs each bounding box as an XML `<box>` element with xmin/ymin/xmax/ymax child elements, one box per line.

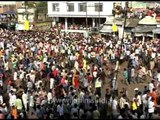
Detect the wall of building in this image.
<box><xmin>0</xmin><ymin>2</ymin><xmax>23</xmax><ymax>13</ymax></box>
<box><xmin>0</xmin><ymin>5</ymin><xmax>15</xmax><ymax>13</ymax></box>
<box><xmin>47</xmin><ymin>1</ymin><xmax>126</xmax><ymax>18</ymax></box>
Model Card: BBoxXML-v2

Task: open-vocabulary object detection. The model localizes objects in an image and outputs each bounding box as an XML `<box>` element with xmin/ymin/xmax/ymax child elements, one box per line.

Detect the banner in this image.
<box><xmin>24</xmin><ymin>20</ymin><xmax>29</xmax><ymax>30</ymax></box>
<box><xmin>112</xmin><ymin>23</ymin><xmax>118</xmax><ymax>32</ymax></box>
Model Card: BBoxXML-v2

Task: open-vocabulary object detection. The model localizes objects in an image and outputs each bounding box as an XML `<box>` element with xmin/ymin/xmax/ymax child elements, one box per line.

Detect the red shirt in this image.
<box><xmin>52</xmin><ymin>69</ymin><xmax>57</xmax><ymax>77</ymax></box>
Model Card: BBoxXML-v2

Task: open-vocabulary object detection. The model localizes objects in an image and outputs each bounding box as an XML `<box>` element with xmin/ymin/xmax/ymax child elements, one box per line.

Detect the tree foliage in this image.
<box><xmin>36</xmin><ymin>1</ymin><xmax>47</xmax><ymax>13</ymax></box>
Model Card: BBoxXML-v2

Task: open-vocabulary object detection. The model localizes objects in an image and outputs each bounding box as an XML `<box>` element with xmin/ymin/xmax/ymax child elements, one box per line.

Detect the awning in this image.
<box><xmin>125</xmin><ymin>19</ymin><xmax>139</xmax><ymax>28</ymax></box>
<box><xmin>132</xmin><ymin>25</ymin><xmax>156</xmax><ymax>33</ymax></box>
<box><xmin>139</xmin><ymin>16</ymin><xmax>158</xmax><ymax>25</ymax></box>
<box><xmin>99</xmin><ymin>25</ymin><xmax>112</xmax><ymax>33</ymax></box>
<box><xmin>152</xmin><ymin>28</ymin><xmax>160</xmax><ymax>34</ymax></box>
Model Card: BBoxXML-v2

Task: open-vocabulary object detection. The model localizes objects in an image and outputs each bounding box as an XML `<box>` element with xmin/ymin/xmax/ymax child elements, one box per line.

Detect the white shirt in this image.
<box><xmin>126</xmin><ymin>50</ymin><xmax>130</xmax><ymax>56</ymax></box>
<box><xmin>151</xmin><ymin>52</ymin><xmax>156</xmax><ymax>59</ymax></box>
<box><xmin>29</xmin><ymin>95</ymin><xmax>34</xmax><ymax>107</ymax></box>
<box><xmin>148</xmin><ymin>100</ymin><xmax>155</xmax><ymax>113</ymax></box>
<box><xmin>9</xmin><ymin>94</ymin><xmax>17</xmax><ymax>106</ymax></box>
<box><xmin>4</xmin><ymin>62</ymin><xmax>9</xmax><ymax>71</ymax></box>
<box><xmin>149</xmin><ymin>83</ymin><xmax>155</xmax><ymax>92</ymax></box>
<box><xmin>22</xmin><ymin>93</ymin><xmax>28</xmax><ymax>104</ymax></box>
<box><xmin>74</xmin><ymin>61</ymin><xmax>79</xmax><ymax>70</ymax></box>
<box><xmin>13</xmin><ymin>72</ymin><xmax>18</xmax><ymax>81</ymax></box>
<box><xmin>47</xmin><ymin>92</ymin><xmax>53</xmax><ymax>102</ymax></box>
<box><xmin>19</xmin><ymin>71</ymin><xmax>25</xmax><ymax>80</ymax></box>
<box><xmin>83</xmin><ymin>78</ymin><xmax>89</xmax><ymax>87</ymax></box>
<box><xmin>142</xmin><ymin>94</ymin><xmax>147</xmax><ymax>104</ymax></box>
<box><xmin>157</xmin><ymin>73</ymin><xmax>160</xmax><ymax>82</ymax></box>
<box><xmin>112</xmin><ymin>99</ymin><xmax>118</xmax><ymax>111</ymax></box>
<box><xmin>131</xmin><ymin>68</ymin><xmax>135</xmax><ymax>77</ymax></box>
<box><xmin>135</xmin><ymin>49</ymin><xmax>139</xmax><ymax>54</ymax></box>
<box><xmin>0</xmin><ymin>95</ymin><xmax>3</xmax><ymax>104</ymax></box>
<box><xmin>137</xmin><ymin>95</ymin><xmax>142</xmax><ymax>106</ymax></box>
<box><xmin>93</xmin><ymin>71</ymin><xmax>98</xmax><ymax>78</ymax></box>
<box><xmin>30</xmin><ymin>74</ymin><xmax>36</xmax><ymax>83</ymax></box>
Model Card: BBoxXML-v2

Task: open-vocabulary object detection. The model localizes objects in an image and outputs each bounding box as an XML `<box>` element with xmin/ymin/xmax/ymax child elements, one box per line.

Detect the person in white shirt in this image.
<box><xmin>9</xmin><ymin>91</ymin><xmax>17</xmax><ymax>107</ymax></box>
<box><xmin>149</xmin><ymin>80</ymin><xmax>155</xmax><ymax>93</ymax></box>
<box><xmin>47</xmin><ymin>89</ymin><xmax>53</xmax><ymax>104</ymax></box>
<box><xmin>131</xmin><ymin>66</ymin><xmax>136</xmax><ymax>84</ymax></box>
<box><xmin>30</xmin><ymin>71</ymin><xmax>36</xmax><ymax>83</ymax></box>
<box><xmin>4</xmin><ymin>61</ymin><xmax>9</xmax><ymax>71</ymax></box>
<box><xmin>29</xmin><ymin>92</ymin><xmax>35</xmax><ymax>115</ymax></box>
<box><xmin>119</xmin><ymin>95</ymin><xmax>126</xmax><ymax>110</ymax></box>
<box><xmin>112</xmin><ymin>96</ymin><xmax>118</xmax><ymax>113</ymax></box>
<box><xmin>142</xmin><ymin>93</ymin><xmax>148</xmax><ymax>109</ymax></box>
<box><xmin>50</xmin><ymin>77</ymin><xmax>55</xmax><ymax>90</ymax></box>
<box><xmin>148</xmin><ymin>97</ymin><xmax>155</xmax><ymax>119</ymax></box>
<box><xmin>156</xmin><ymin>70</ymin><xmax>160</xmax><ymax>86</ymax></box>
<box><xmin>136</xmin><ymin>92</ymin><xmax>142</xmax><ymax>107</ymax></box>
<box><xmin>74</xmin><ymin>60</ymin><xmax>79</xmax><ymax>71</ymax></box>
<box><xmin>13</xmin><ymin>71</ymin><xmax>18</xmax><ymax>81</ymax></box>
<box><xmin>27</xmin><ymin>79</ymin><xmax>33</xmax><ymax>91</ymax></box>
<box><xmin>22</xmin><ymin>91</ymin><xmax>28</xmax><ymax>111</ymax></box>
<box><xmin>0</xmin><ymin>94</ymin><xmax>3</xmax><ymax>104</ymax></box>
<box><xmin>19</xmin><ymin>70</ymin><xmax>25</xmax><ymax>80</ymax></box>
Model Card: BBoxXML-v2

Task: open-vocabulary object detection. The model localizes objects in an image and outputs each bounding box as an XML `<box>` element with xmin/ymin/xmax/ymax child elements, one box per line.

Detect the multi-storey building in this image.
<box><xmin>47</xmin><ymin>1</ymin><xmax>126</xmax><ymax>31</ymax></box>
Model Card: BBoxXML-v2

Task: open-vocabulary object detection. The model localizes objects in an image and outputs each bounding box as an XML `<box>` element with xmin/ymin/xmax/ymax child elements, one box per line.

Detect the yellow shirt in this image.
<box><xmin>132</xmin><ymin>102</ymin><xmax>137</xmax><ymax>110</ymax></box>
<box><xmin>95</xmin><ymin>79</ymin><xmax>102</xmax><ymax>88</ymax></box>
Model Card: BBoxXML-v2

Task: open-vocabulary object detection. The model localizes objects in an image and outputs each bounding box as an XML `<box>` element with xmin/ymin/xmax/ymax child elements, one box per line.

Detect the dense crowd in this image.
<box><xmin>0</xmin><ymin>28</ymin><xmax>159</xmax><ymax>119</ymax></box>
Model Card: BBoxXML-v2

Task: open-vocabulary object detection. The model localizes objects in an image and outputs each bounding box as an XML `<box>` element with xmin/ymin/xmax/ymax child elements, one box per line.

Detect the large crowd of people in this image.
<box><xmin>0</xmin><ymin>27</ymin><xmax>159</xmax><ymax>119</ymax></box>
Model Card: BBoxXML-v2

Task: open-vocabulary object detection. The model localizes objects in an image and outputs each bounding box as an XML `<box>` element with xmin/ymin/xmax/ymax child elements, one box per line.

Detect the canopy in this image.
<box><xmin>139</xmin><ymin>16</ymin><xmax>158</xmax><ymax>25</ymax></box>
<box><xmin>99</xmin><ymin>25</ymin><xmax>112</xmax><ymax>33</ymax></box>
<box><xmin>125</xmin><ymin>19</ymin><xmax>139</xmax><ymax>28</ymax></box>
<box><xmin>132</xmin><ymin>25</ymin><xmax>156</xmax><ymax>33</ymax></box>
<box><xmin>152</xmin><ymin>28</ymin><xmax>160</xmax><ymax>34</ymax></box>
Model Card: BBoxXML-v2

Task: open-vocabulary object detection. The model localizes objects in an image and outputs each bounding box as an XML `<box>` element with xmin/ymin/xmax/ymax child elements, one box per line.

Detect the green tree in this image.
<box><xmin>35</xmin><ymin>1</ymin><xmax>48</xmax><ymax>21</ymax></box>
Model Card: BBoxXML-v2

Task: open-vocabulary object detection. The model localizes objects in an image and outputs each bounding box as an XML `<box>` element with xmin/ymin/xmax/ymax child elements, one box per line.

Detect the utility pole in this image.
<box><xmin>85</xmin><ymin>1</ymin><xmax>88</xmax><ymax>31</ymax></box>
<box><xmin>24</xmin><ymin>1</ymin><xmax>28</xmax><ymax>20</ymax></box>
<box><xmin>122</xmin><ymin>1</ymin><xmax>128</xmax><ymax>42</ymax></box>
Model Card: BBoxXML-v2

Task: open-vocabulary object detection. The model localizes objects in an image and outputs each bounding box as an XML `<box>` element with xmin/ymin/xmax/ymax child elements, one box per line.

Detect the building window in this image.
<box><xmin>67</xmin><ymin>3</ymin><xmax>74</xmax><ymax>12</ymax></box>
<box><xmin>52</xmin><ymin>3</ymin><xmax>59</xmax><ymax>12</ymax></box>
<box><xmin>95</xmin><ymin>3</ymin><xmax>103</xmax><ymax>12</ymax></box>
<box><xmin>78</xmin><ymin>3</ymin><xmax>86</xmax><ymax>12</ymax></box>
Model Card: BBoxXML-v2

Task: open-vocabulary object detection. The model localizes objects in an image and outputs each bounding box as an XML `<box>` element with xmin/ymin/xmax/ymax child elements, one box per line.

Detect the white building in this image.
<box><xmin>47</xmin><ymin>1</ymin><xmax>126</xmax><ymax>32</ymax></box>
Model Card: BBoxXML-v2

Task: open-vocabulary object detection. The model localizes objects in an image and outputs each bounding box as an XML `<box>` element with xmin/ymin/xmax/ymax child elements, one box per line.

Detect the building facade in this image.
<box><xmin>0</xmin><ymin>2</ymin><xmax>22</xmax><ymax>13</ymax></box>
<box><xmin>47</xmin><ymin>1</ymin><xmax>126</xmax><ymax>31</ymax></box>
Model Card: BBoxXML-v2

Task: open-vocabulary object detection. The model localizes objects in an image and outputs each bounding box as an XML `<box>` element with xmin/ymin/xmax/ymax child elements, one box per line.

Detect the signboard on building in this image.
<box><xmin>129</xmin><ymin>2</ymin><xmax>147</xmax><ymax>9</ymax></box>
